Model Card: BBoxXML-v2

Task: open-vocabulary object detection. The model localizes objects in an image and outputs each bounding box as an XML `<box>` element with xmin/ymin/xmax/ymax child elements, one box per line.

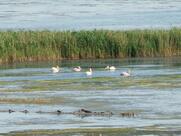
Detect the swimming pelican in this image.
<box><xmin>86</xmin><ymin>68</ymin><xmax>92</xmax><ymax>76</ymax></box>
<box><xmin>105</xmin><ymin>66</ymin><xmax>110</xmax><ymax>70</ymax></box>
<box><xmin>120</xmin><ymin>69</ymin><xmax>131</xmax><ymax>77</ymax></box>
<box><xmin>105</xmin><ymin>66</ymin><xmax>116</xmax><ymax>71</ymax></box>
<box><xmin>73</xmin><ymin>66</ymin><xmax>82</xmax><ymax>72</ymax></box>
<box><xmin>51</xmin><ymin>66</ymin><xmax>60</xmax><ymax>73</ymax></box>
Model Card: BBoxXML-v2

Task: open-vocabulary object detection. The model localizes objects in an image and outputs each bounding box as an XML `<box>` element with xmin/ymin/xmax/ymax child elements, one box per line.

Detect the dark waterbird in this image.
<box><xmin>80</xmin><ymin>109</ymin><xmax>92</xmax><ymax>113</ymax></box>
<box><xmin>8</xmin><ymin>109</ymin><xmax>15</xmax><ymax>113</ymax></box>
<box><xmin>120</xmin><ymin>112</ymin><xmax>135</xmax><ymax>117</ymax></box>
<box><xmin>56</xmin><ymin>110</ymin><xmax>62</xmax><ymax>114</ymax></box>
<box><xmin>21</xmin><ymin>110</ymin><xmax>29</xmax><ymax>113</ymax></box>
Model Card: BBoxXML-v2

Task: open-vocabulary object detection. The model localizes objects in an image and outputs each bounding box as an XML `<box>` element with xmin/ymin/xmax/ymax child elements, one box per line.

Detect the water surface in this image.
<box><xmin>0</xmin><ymin>0</ymin><xmax>181</xmax><ymax>30</ymax></box>
<box><xmin>0</xmin><ymin>57</ymin><xmax>180</xmax><ymax>134</ymax></box>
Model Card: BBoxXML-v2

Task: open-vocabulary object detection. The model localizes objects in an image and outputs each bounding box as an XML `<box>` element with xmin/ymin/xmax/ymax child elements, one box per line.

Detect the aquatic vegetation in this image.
<box><xmin>0</xmin><ymin>28</ymin><xmax>180</xmax><ymax>64</ymax></box>
<box><xmin>5</xmin><ymin>128</ymin><xmax>181</xmax><ymax>136</ymax></box>
<box><xmin>0</xmin><ymin>97</ymin><xmax>64</xmax><ymax>105</ymax></box>
<box><xmin>6</xmin><ymin>128</ymin><xmax>134</xmax><ymax>136</ymax></box>
<box><xmin>0</xmin><ymin>74</ymin><xmax>180</xmax><ymax>93</ymax></box>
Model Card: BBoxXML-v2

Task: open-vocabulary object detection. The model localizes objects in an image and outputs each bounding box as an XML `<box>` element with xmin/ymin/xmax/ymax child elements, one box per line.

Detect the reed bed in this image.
<box><xmin>0</xmin><ymin>28</ymin><xmax>180</xmax><ymax>63</ymax></box>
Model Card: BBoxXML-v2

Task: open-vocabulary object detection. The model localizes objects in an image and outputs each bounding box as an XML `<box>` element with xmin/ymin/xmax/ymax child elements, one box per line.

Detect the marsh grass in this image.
<box><xmin>0</xmin><ymin>28</ymin><xmax>180</xmax><ymax>64</ymax></box>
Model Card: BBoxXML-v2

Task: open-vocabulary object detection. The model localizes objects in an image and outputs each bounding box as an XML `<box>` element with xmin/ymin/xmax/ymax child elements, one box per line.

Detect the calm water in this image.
<box><xmin>0</xmin><ymin>0</ymin><xmax>181</xmax><ymax>30</ymax></box>
<box><xmin>0</xmin><ymin>57</ymin><xmax>180</xmax><ymax>134</ymax></box>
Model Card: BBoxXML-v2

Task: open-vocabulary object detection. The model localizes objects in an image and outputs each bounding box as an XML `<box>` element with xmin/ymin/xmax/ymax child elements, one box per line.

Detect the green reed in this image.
<box><xmin>0</xmin><ymin>28</ymin><xmax>180</xmax><ymax>63</ymax></box>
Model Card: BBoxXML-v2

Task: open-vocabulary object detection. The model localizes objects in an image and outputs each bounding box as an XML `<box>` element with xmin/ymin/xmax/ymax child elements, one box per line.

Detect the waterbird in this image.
<box><xmin>57</xmin><ymin>110</ymin><xmax>62</xmax><ymax>114</ymax></box>
<box><xmin>120</xmin><ymin>69</ymin><xmax>131</xmax><ymax>77</ymax></box>
<box><xmin>21</xmin><ymin>110</ymin><xmax>29</xmax><ymax>113</ymax></box>
<box><xmin>105</xmin><ymin>66</ymin><xmax>116</xmax><ymax>71</ymax></box>
<box><xmin>8</xmin><ymin>109</ymin><xmax>15</xmax><ymax>113</ymax></box>
<box><xmin>80</xmin><ymin>109</ymin><xmax>92</xmax><ymax>113</ymax></box>
<box><xmin>73</xmin><ymin>66</ymin><xmax>82</xmax><ymax>72</ymax></box>
<box><xmin>120</xmin><ymin>112</ymin><xmax>135</xmax><ymax>117</ymax></box>
<box><xmin>86</xmin><ymin>68</ymin><xmax>92</xmax><ymax>76</ymax></box>
<box><xmin>51</xmin><ymin>65</ymin><xmax>60</xmax><ymax>73</ymax></box>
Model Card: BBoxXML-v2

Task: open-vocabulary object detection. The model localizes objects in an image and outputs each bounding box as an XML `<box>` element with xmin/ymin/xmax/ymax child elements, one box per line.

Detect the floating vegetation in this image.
<box><xmin>0</xmin><ymin>97</ymin><xmax>64</xmax><ymax>105</ymax></box>
<box><xmin>0</xmin><ymin>74</ymin><xmax>180</xmax><ymax>92</ymax></box>
<box><xmin>6</xmin><ymin>128</ymin><xmax>135</xmax><ymax>136</ymax></box>
<box><xmin>5</xmin><ymin>128</ymin><xmax>181</xmax><ymax>136</ymax></box>
<box><xmin>0</xmin><ymin>28</ymin><xmax>180</xmax><ymax>64</ymax></box>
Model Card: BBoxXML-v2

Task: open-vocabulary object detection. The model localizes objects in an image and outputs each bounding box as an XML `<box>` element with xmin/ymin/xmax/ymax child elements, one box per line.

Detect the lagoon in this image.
<box><xmin>0</xmin><ymin>57</ymin><xmax>180</xmax><ymax>135</ymax></box>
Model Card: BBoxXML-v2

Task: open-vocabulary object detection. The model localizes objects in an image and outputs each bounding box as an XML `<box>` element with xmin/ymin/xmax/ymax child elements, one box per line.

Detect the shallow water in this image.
<box><xmin>0</xmin><ymin>57</ymin><xmax>180</xmax><ymax>134</ymax></box>
<box><xmin>0</xmin><ymin>0</ymin><xmax>181</xmax><ymax>30</ymax></box>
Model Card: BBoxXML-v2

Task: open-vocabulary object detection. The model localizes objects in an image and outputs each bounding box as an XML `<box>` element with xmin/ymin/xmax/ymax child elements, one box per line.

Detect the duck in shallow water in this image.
<box><xmin>80</xmin><ymin>109</ymin><xmax>92</xmax><ymax>113</ymax></box>
<box><xmin>21</xmin><ymin>110</ymin><xmax>29</xmax><ymax>113</ymax></box>
<box><xmin>8</xmin><ymin>109</ymin><xmax>15</xmax><ymax>113</ymax></box>
<box><xmin>57</xmin><ymin>110</ymin><xmax>62</xmax><ymax>114</ymax></box>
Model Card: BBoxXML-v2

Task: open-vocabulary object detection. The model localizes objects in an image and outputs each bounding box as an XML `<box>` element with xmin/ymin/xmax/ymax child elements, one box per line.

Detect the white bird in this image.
<box><xmin>109</xmin><ymin>66</ymin><xmax>116</xmax><ymax>71</ymax></box>
<box><xmin>120</xmin><ymin>69</ymin><xmax>131</xmax><ymax>77</ymax></box>
<box><xmin>105</xmin><ymin>66</ymin><xmax>116</xmax><ymax>71</ymax></box>
<box><xmin>73</xmin><ymin>66</ymin><xmax>82</xmax><ymax>72</ymax></box>
<box><xmin>105</xmin><ymin>66</ymin><xmax>110</xmax><ymax>70</ymax></box>
<box><xmin>86</xmin><ymin>68</ymin><xmax>92</xmax><ymax>76</ymax></box>
<box><xmin>51</xmin><ymin>66</ymin><xmax>60</xmax><ymax>73</ymax></box>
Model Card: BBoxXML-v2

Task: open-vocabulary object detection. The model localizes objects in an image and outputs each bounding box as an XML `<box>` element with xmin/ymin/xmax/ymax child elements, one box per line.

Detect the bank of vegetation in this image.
<box><xmin>0</xmin><ymin>28</ymin><xmax>180</xmax><ymax>63</ymax></box>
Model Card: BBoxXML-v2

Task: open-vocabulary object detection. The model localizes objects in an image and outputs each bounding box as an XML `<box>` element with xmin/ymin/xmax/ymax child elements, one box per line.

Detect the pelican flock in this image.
<box><xmin>51</xmin><ymin>65</ymin><xmax>132</xmax><ymax>78</ymax></box>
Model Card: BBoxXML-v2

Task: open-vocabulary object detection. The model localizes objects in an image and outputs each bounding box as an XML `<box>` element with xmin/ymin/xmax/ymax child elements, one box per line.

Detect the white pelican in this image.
<box><xmin>105</xmin><ymin>66</ymin><xmax>110</xmax><ymax>70</ymax></box>
<box><xmin>105</xmin><ymin>66</ymin><xmax>116</xmax><ymax>71</ymax></box>
<box><xmin>121</xmin><ymin>69</ymin><xmax>131</xmax><ymax>77</ymax></box>
<box><xmin>73</xmin><ymin>66</ymin><xmax>82</xmax><ymax>72</ymax></box>
<box><xmin>51</xmin><ymin>66</ymin><xmax>60</xmax><ymax>73</ymax></box>
<box><xmin>86</xmin><ymin>68</ymin><xmax>92</xmax><ymax>76</ymax></box>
